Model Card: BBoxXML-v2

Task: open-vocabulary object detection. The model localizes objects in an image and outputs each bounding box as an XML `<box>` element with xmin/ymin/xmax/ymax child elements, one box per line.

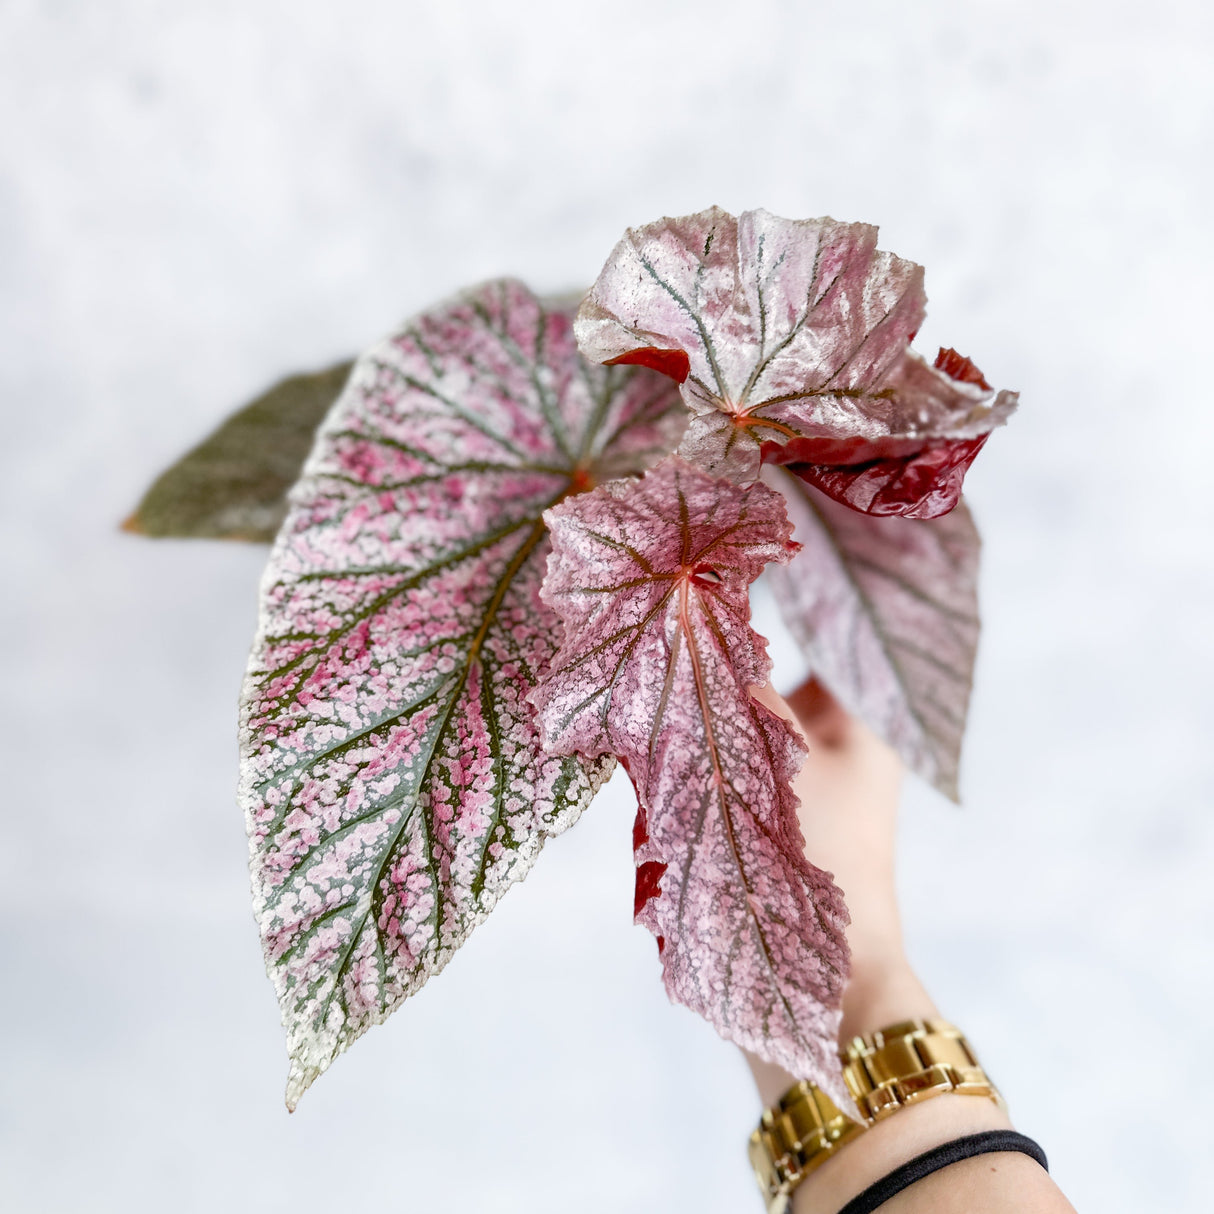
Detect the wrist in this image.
<box><xmin>746</xmin><ymin>961</ymin><xmax>937</xmax><ymax>1107</ymax></box>
<box><xmin>751</xmin><ymin>1018</ymin><xmax>1010</xmax><ymax>1214</ymax></box>
<box><xmin>839</xmin><ymin>959</ymin><xmax>936</xmax><ymax>1043</ymax></box>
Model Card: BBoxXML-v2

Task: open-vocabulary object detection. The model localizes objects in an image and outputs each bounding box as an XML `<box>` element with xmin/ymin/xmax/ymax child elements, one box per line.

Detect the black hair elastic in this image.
<box><xmin>835</xmin><ymin>1130</ymin><xmax>1049</xmax><ymax>1214</ymax></box>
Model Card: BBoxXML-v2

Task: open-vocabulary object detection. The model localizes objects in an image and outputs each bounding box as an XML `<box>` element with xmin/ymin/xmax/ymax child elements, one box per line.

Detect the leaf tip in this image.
<box><xmin>119</xmin><ymin>511</ymin><xmax>145</xmax><ymax>535</ymax></box>
<box><xmin>285</xmin><ymin>1059</ymin><xmax>318</xmax><ymax>1113</ymax></box>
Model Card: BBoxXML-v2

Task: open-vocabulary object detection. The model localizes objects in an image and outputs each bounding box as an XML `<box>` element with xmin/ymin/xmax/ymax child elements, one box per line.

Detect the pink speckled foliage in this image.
<box><xmin>574</xmin><ymin>207</ymin><xmax>1017</xmax><ymax>513</ymax></box>
<box><xmin>239</xmin><ymin>280</ymin><xmax>684</xmax><ymax>1107</ymax></box>
<box><xmin>766</xmin><ymin>470</ymin><xmax>981</xmax><ymax>801</ymax></box>
<box><xmin>532</xmin><ymin>457</ymin><xmax>851</xmax><ymax>1101</ymax></box>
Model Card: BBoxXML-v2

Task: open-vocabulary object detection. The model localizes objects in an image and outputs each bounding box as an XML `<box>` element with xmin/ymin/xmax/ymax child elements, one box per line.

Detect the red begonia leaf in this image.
<box><xmin>766</xmin><ymin>469</ymin><xmax>980</xmax><ymax>800</ymax></box>
<box><xmin>239</xmin><ymin>280</ymin><xmax>684</xmax><ymax>1107</ymax></box>
<box><xmin>777</xmin><ymin>432</ymin><xmax>991</xmax><ymax>519</ymax></box>
<box><xmin>575</xmin><ymin>207</ymin><xmax>1017</xmax><ymax>506</ymax></box>
<box><xmin>532</xmin><ymin>457</ymin><xmax>851</xmax><ymax>1101</ymax></box>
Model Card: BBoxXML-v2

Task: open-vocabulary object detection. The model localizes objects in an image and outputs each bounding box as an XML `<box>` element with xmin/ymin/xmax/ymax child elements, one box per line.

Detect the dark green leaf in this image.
<box><xmin>124</xmin><ymin>360</ymin><xmax>353</xmax><ymax>541</ymax></box>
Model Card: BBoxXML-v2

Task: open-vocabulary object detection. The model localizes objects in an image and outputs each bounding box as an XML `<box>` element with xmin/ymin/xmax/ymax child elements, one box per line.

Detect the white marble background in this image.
<box><xmin>2</xmin><ymin>1</ymin><xmax>1211</xmax><ymax>1210</ymax></box>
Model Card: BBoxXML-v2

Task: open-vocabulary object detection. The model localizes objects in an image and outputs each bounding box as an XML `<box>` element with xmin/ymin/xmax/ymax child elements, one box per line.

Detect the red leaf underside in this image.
<box><xmin>768</xmin><ymin>346</ymin><xmax>997</xmax><ymax>518</ymax></box>
<box><xmin>634</xmin><ymin>860</ymin><xmax>668</xmax><ymax>917</ymax></box>
<box><xmin>604</xmin><ymin>347</ymin><xmax>691</xmax><ymax>383</ymax></box>
<box><xmin>776</xmin><ymin>434</ymin><xmax>990</xmax><ymax>519</ymax></box>
<box><xmin>934</xmin><ymin>346</ymin><xmax>991</xmax><ymax>389</ymax></box>
<box><xmin>632</xmin><ymin>804</ymin><xmax>650</xmax><ymax>850</ymax></box>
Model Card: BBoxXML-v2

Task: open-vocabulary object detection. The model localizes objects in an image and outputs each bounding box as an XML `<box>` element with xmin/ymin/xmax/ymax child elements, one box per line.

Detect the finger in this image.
<box><xmin>786</xmin><ymin>676</ymin><xmax>852</xmax><ymax>750</ymax></box>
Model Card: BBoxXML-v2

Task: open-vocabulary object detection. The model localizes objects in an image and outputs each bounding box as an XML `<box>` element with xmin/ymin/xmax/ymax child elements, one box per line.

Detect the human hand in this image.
<box><xmin>742</xmin><ymin>678</ymin><xmax>1075</xmax><ymax>1214</ymax></box>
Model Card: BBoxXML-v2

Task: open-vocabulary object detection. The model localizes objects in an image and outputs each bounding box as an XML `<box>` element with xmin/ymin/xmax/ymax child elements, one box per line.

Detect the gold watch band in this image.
<box><xmin>748</xmin><ymin>1019</ymin><xmax>1003</xmax><ymax>1214</ymax></box>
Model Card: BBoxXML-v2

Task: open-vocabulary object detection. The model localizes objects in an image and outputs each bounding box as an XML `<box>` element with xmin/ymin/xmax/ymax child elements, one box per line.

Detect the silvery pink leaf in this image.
<box><xmin>575</xmin><ymin>207</ymin><xmax>1017</xmax><ymax>509</ymax></box>
<box><xmin>124</xmin><ymin>360</ymin><xmax>353</xmax><ymax>541</ymax></box>
<box><xmin>532</xmin><ymin>457</ymin><xmax>851</xmax><ymax>1101</ymax></box>
<box><xmin>240</xmin><ymin>280</ymin><xmax>684</xmax><ymax>1108</ymax></box>
<box><xmin>766</xmin><ymin>469</ymin><xmax>980</xmax><ymax>801</ymax></box>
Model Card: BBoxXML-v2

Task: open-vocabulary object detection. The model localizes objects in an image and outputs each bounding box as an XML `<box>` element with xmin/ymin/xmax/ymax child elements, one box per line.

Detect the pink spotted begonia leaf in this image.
<box><xmin>531</xmin><ymin>456</ymin><xmax>852</xmax><ymax>1103</ymax></box>
<box><xmin>574</xmin><ymin>207</ymin><xmax>1017</xmax><ymax>513</ymax></box>
<box><xmin>239</xmin><ymin>279</ymin><xmax>685</xmax><ymax>1108</ymax></box>
<box><xmin>765</xmin><ymin>467</ymin><xmax>981</xmax><ymax>801</ymax></box>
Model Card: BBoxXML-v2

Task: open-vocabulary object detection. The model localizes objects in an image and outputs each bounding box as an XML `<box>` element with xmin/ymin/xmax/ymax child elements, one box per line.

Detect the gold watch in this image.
<box><xmin>748</xmin><ymin>1019</ymin><xmax>1004</xmax><ymax>1214</ymax></box>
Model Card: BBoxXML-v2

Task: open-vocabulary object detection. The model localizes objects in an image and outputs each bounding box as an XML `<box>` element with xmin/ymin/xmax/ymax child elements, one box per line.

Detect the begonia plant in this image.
<box><xmin>128</xmin><ymin>207</ymin><xmax>1017</xmax><ymax>1110</ymax></box>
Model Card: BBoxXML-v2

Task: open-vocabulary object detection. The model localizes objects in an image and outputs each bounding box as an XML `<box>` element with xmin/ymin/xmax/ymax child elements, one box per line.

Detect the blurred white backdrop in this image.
<box><xmin>2</xmin><ymin>1</ymin><xmax>1212</xmax><ymax>1210</ymax></box>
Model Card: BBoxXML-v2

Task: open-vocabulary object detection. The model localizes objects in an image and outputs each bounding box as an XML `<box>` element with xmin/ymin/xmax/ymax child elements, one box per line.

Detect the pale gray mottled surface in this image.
<box><xmin>1</xmin><ymin>2</ymin><xmax>1211</xmax><ymax>1211</ymax></box>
